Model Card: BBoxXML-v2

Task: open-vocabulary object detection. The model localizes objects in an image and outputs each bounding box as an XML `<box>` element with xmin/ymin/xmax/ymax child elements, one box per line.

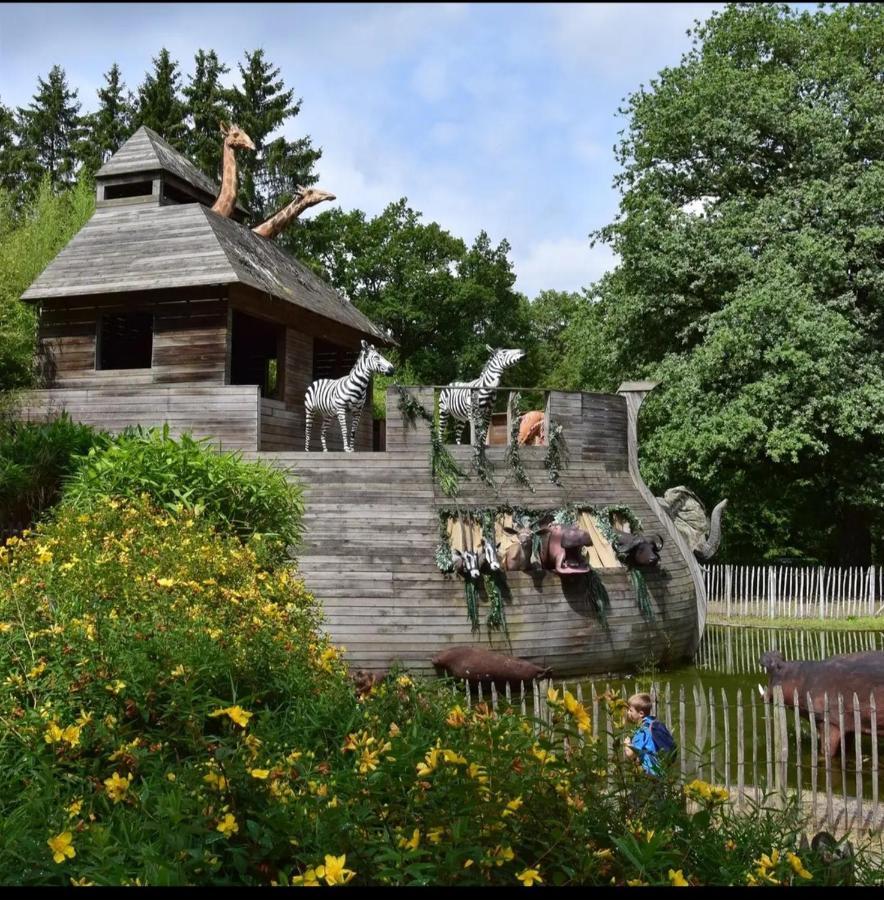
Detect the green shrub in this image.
<box><xmin>60</xmin><ymin>426</ymin><xmax>304</xmax><ymax>556</ymax></box>
<box><xmin>0</xmin><ymin>414</ymin><xmax>108</xmax><ymax>532</ymax></box>
<box><xmin>0</xmin><ymin>501</ymin><xmax>874</xmax><ymax>886</ymax></box>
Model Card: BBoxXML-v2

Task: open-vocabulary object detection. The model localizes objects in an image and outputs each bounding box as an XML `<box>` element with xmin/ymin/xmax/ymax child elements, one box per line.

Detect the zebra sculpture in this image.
<box><xmin>305</xmin><ymin>340</ymin><xmax>395</xmax><ymax>452</ymax></box>
<box><xmin>438</xmin><ymin>346</ymin><xmax>526</xmax><ymax>446</ymax></box>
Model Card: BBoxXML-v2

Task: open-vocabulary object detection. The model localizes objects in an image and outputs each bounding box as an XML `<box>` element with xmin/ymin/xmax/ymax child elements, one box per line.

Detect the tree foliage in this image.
<box><xmin>132</xmin><ymin>49</ymin><xmax>188</xmax><ymax>151</ymax></box>
<box><xmin>287</xmin><ymin>199</ymin><xmax>531</xmax><ymax>385</ymax></box>
<box><xmin>79</xmin><ymin>63</ymin><xmax>134</xmax><ymax>175</ymax></box>
<box><xmin>182</xmin><ymin>50</ymin><xmax>231</xmax><ymax>181</ymax></box>
<box><xmin>590</xmin><ymin>2</ymin><xmax>884</xmax><ymax>563</ymax></box>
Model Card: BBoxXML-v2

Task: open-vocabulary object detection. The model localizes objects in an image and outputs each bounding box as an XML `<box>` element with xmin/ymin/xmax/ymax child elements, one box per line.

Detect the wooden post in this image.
<box><xmin>750</xmin><ymin>686</ymin><xmax>760</xmax><ymax>804</ymax></box>
<box><xmin>871</xmin><ymin>691</ymin><xmax>879</xmax><ymax>828</ymax></box>
<box><xmin>722</xmin><ymin>688</ymin><xmax>731</xmax><ymax>794</ymax></box>
<box><xmin>824</xmin><ymin>692</ymin><xmax>833</xmax><ymax>825</ymax></box>
<box><xmin>679</xmin><ymin>686</ymin><xmax>687</xmax><ymax>782</ymax></box>
<box><xmin>793</xmin><ymin>689</ymin><xmax>802</xmax><ymax>809</ymax></box>
<box><xmin>807</xmin><ymin>691</ymin><xmax>819</xmax><ymax>828</ymax></box>
<box><xmin>853</xmin><ymin>691</ymin><xmax>863</xmax><ymax>829</ymax></box>
<box><xmin>708</xmin><ymin>686</ymin><xmax>717</xmax><ymax>784</ymax></box>
<box><xmin>693</xmin><ymin>684</ymin><xmax>704</xmax><ymax>781</ymax></box>
<box><xmin>736</xmin><ymin>688</ymin><xmax>745</xmax><ymax>811</ymax></box>
<box><xmin>763</xmin><ymin>687</ymin><xmax>774</xmax><ymax>794</ymax></box>
<box><xmin>838</xmin><ymin>693</ymin><xmax>848</xmax><ymax>828</ymax></box>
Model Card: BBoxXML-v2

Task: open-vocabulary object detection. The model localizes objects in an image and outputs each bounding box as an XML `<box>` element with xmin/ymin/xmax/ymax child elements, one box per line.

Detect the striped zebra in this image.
<box><xmin>305</xmin><ymin>340</ymin><xmax>395</xmax><ymax>452</ymax></box>
<box><xmin>438</xmin><ymin>346</ymin><xmax>525</xmax><ymax>446</ymax></box>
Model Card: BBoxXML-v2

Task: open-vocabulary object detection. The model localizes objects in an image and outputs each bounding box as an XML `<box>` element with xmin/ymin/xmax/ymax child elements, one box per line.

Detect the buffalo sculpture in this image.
<box><xmin>432</xmin><ymin>646</ymin><xmax>551</xmax><ymax>686</ymax></box>
<box><xmin>613</xmin><ymin>530</ymin><xmax>664</xmax><ymax>569</ymax></box>
<box><xmin>759</xmin><ymin>650</ymin><xmax>884</xmax><ymax>758</ymax></box>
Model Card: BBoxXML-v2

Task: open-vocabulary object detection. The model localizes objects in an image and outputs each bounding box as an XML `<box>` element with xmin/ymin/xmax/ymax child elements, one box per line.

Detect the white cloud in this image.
<box><xmin>514</xmin><ymin>236</ymin><xmax>618</xmax><ymax>299</ymax></box>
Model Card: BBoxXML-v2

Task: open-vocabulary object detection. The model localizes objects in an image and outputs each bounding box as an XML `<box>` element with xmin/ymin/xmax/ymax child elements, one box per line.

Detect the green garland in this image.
<box><xmin>464</xmin><ymin>578</ymin><xmax>480</xmax><ymax>632</ymax></box>
<box><xmin>396</xmin><ymin>386</ymin><xmax>465</xmax><ymax>499</ymax></box>
<box><xmin>503</xmin><ymin>393</ymin><xmax>534</xmax><ymax>492</ymax></box>
<box><xmin>543</xmin><ymin>420</ymin><xmax>568</xmax><ymax>485</ymax></box>
<box><xmin>630</xmin><ymin>568</ymin><xmax>654</xmax><ymax>621</ymax></box>
<box><xmin>587</xmin><ymin>569</ymin><xmax>611</xmax><ymax>626</ymax></box>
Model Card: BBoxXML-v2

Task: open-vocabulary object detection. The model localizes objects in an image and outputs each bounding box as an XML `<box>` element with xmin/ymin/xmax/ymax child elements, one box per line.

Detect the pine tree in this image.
<box><xmin>132</xmin><ymin>49</ymin><xmax>188</xmax><ymax>150</ymax></box>
<box><xmin>16</xmin><ymin>66</ymin><xmax>83</xmax><ymax>190</ymax></box>
<box><xmin>79</xmin><ymin>63</ymin><xmax>134</xmax><ymax>175</ymax></box>
<box><xmin>183</xmin><ymin>50</ymin><xmax>232</xmax><ymax>181</ymax></box>
<box><xmin>0</xmin><ymin>98</ymin><xmax>21</xmax><ymax>198</ymax></box>
<box><xmin>230</xmin><ymin>49</ymin><xmax>320</xmax><ymax>221</ymax></box>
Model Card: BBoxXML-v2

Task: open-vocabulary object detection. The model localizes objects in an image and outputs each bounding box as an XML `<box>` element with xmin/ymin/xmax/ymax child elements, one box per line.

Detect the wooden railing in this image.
<box><xmin>702</xmin><ymin>564</ymin><xmax>883</xmax><ymax>618</ymax></box>
<box><xmin>460</xmin><ymin>677</ymin><xmax>884</xmax><ymax>836</ymax></box>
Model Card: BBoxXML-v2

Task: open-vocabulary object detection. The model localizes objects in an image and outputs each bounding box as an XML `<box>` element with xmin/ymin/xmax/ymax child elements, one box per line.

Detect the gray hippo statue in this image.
<box><xmin>759</xmin><ymin>650</ymin><xmax>884</xmax><ymax>758</ymax></box>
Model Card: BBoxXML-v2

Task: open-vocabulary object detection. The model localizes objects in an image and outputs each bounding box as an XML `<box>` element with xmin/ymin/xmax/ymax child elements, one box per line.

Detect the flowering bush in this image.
<box><xmin>0</xmin><ymin>497</ymin><xmax>876</xmax><ymax>885</ymax></box>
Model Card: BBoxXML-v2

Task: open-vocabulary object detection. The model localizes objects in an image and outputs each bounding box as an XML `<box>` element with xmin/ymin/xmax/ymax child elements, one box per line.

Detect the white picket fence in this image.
<box><xmin>702</xmin><ymin>564</ymin><xmax>883</xmax><ymax>619</ymax></box>
<box><xmin>461</xmin><ymin>677</ymin><xmax>884</xmax><ymax>835</ymax></box>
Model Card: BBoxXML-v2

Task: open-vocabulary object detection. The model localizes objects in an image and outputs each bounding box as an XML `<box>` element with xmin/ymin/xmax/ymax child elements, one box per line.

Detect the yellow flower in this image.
<box><xmin>503</xmin><ymin>796</ymin><xmax>524</xmax><ymax>817</ymax></box>
<box><xmin>358</xmin><ymin>748</ymin><xmax>381</xmax><ymax>774</ymax></box>
<box><xmin>442</xmin><ymin>748</ymin><xmax>467</xmax><ymax>765</ymax></box>
<box><xmin>104</xmin><ymin>771</ymin><xmax>133</xmax><ymax>803</ymax></box>
<box><xmin>27</xmin><ymin>660</ymin><xmax>46</xmax><ymax>679</ymax></box>
<box><xmin>531</xmin><ymin>746</ymin><xmax>555</xmax><ymax>766</ymax></box>
<box><xmin>594</xmin><ymin>848</ymin><xmax>614</xmax><ymax>861</ymax></box>
<box><xmin>516</xmin><ymin>868</ymin><xmax>542</xmax><ymax>886</ymax></box>
<box><xmin>446</xmin><ymin>705</ymin><xmax>467</xmax><ymax>727</ymax></box>
<box><xmin>0</xmin><ymin>622</ymin><xmax>11</xmax><ymax>633</ymax></box>
<box><xmin>67</xmin><ymin>798</ymin><xmax>83</xmax><ymax>818</ymax></box>
<box><xmin>416</xmin><ymin>747</ymin><xmax>442</xmax><ymax>777</ymax></box>
<box><xmin>171</xmin><ymin>665</ymin><xmax>187</xmax><ymax>678</ymax></box>
<box><xmin>315</xmin><ymin>854</ymin><xmax>355</xmax><ymax>886</ymax></box>
<box><xmin>396</xmin><ymin>675</ymin><xmax>413</xmax><ymax>688</ymax></box>
<box><xmin>427</xmin><ymin>827</ymin><xmax>445</xmax><ymax>845</ymax></box>
<box><xmin>388</xmin><ymin>722</ymin><xmax>400</xmax><ymax>737</ymax></box>
<box><xmin>35</xmin><ymin>547</ymin><xmax>54</xmax><ymax>565</ymax></box>
<box><xmin>61</xmin><ymin>725</ymin><xmax>81</xmax><ymax>747</ymax></box>
<box><xmin>76</xmin><ymin>710</ymin><xmax>93</xmax><ymax>727</ymax></box>
<box><xmin>669</xmin><ymin>869</ymin><xmax>689</xmax><ymax>887</ymax></box>
<box><xmin>292</xmin><ymin>867</ymin><xmax>320</xmax><ymax>886</ymax></box>
<box><xmin>44</xmin><ymin>721</ymin><xmax>65</xmax><ymax>744</ymax></box>
<box><xmin>217</xmin><ymin>813</ymin><xmax>239</xmax><ymax>837</ymax></box>
<box><xmin>209</xmin><ymin>705</ymin><xmax>253</xmax><ymax>727</ymax></box>
<box><xmin>786</xmin><ymin>852</ymin><xmax>812</xmax><ymax>881</ymax></box>
<box><xmin>70</xmin><ymin>877</ymin><xmax>94</xmax><ymax>886</ymax></box>
<box><xmin>104</xmin><ymin>680</ymin><xmax>126</xmax><ymax>695</ymax></box>
<box><xmin>249</xmin><ymin>769</ymin><xmax>270</xmax><ymax>780</ymax></box>
<box><xmin>398</xmin><ymin>829</ymin><xmax>421</xmax><ymax>851</ymax></box>
<box><xmin>490</xmin><ymin>845</ymin><xmax>515</xmax><ymax>866</ymax></box>
<box><xmin>48</xmin><ymin>831</ymin><xmax>75</xmax><ymax>864</ymax></box>
<box><xmin>626</xmin><ymin>878</ymin><xmax>648</xmax><ymax>887</ymax></box>
<box><xmin>546</xmin><ymin>687</ymin><xmax>560</xmax><ymax>705</ymax></box>
<box><xmin>157</xmin><ymin>578</ymin><xmax>177</xmax><ymax>587</ymax></box>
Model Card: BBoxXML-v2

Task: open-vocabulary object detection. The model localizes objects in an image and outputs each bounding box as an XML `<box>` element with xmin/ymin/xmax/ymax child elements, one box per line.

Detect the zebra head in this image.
<box><xmin>360</xmin><ymin>340</ymin><xmax>396</xmax><ymax>376</ymax></box>
<box><xmin>483</xmin><ymin>345</ymin><xmax>526</xmax><ymax>380</ymax></box>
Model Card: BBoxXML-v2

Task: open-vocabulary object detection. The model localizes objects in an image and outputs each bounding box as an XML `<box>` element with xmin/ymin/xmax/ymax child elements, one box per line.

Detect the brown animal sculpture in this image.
<box><xmin>502</xmin><ymin>522</ymin><xmax>548</xmax><ymax>571</ymax></box>
<box><xmin>517</xmin><ymin>410</ymin><xmax>545</xmax><ymax>445</ymax></box>
<box><xmin>253</xmin><ymin>186</ymin><xmax>337</xmax><ymax>240</ymax></box>
<box><xmin>613</xmin><ymin>530</ymin><xmax>663</xmax><ymax>569</ymax></box>
<box><xmin>432</xmin><ymin>646</ymin><xmax>551</xmax><ymax>686</ymax></box>
<box><xmin>541</xmin><ymin>523</ymin><xmax>592</xmax><ymax>575</ymax></box>
<box><xmin>759</xmin><ymin>650</ymin><xmax>884</xmax><ymax>758</ymax></box>
<box><xmin>210</xmin><ymin>121</ymin><xmax>255</xmax><ymax>218</ymax></box>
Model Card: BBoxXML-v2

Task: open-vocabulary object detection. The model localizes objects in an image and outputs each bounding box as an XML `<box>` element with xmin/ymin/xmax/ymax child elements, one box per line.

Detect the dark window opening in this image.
<box><xmin>103</xmin><ymin>181</ymin><xmax>153</xmax><ymax>200</ymax></box>
<box><xmin>312</xmin><ymin>339</ymin><xmax>358</xmax><ymax>381</ymax></box>
<box><xmin>98</xmin><ymin>312</ymin><xmax>153</xmax><ymax>369</ymax></box>
<box><xmin>230</xmin><ymin>311</ymin><xmax>284</xmax><ymax>399</ymax></box>
<box><xmin>162</xmin><ymin>182</ymin><xmax>202</xmax><ymax>205</ymax></box>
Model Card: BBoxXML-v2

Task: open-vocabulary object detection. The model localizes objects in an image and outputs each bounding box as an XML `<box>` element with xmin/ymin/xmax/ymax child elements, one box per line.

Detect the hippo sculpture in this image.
<box><xmin>432</xmin><ymin>646</ymin><xmax>551</xmax><ymax>686</ymax></box>
<box><xmin>541</xmin><ymin>523</ymin><xmax>592</xmax><ymax>575</ymax></box>
<box><xmin>613</xmin><ymin>530</ymin><xmax>664</xmax><ymax>569</ymax></box>
<box><xmin>759</xmin><ymin>650</ymin><xmax>884</xmax><ymax>758</ymax></box>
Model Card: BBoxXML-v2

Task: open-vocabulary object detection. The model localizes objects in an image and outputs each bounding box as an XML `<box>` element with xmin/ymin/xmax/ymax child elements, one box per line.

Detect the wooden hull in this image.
<box><xmin>250</xmin><ymin>387</ymin><xmax>706</xmax><ymax>678</ymax></box>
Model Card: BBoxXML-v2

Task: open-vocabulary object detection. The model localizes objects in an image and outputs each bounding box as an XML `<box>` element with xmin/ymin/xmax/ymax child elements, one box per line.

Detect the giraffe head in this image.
<box><xmin>360</xmin><ymin>340</ymin><xmax>396</xmax><ymax>376</ymax></box>
<box><xmin>220</xmin><ymin>121</ymin><xmax>256</xmax><ymax>151</ymax></box>
<box><xmin>485</xmin><ymin>345</ymin><xmax>526</xmax><ymax>372</ymax></box>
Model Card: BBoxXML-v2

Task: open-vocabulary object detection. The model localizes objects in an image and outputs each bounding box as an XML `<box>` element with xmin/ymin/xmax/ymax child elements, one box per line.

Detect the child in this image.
<box><xmin>623</xmin><ymin>692</ymin><xmax>676</xmax><ymax>777</ymax></box>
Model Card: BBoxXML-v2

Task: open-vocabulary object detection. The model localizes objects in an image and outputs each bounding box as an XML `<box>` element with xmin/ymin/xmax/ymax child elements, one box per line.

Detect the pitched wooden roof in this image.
<box><xmin>21</xmin><ymin>203</ymin><xmax>389</xmax><ymax>343</ymax></box>
<box><xmin>96</xmin><ymin>126</ymin><xmax>248</xmax><ymax>216</ymax></box>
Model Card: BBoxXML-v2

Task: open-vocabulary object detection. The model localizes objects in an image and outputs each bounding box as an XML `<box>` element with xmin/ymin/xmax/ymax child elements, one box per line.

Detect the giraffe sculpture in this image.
<box><xmin>252</xmin><ymin>186</ymin><xmax>336</xmax><ymax>239</ymax></box>
<box><xmin>210</xmin><ymin>121</ymin><xmax>255</xmax><ymax>218</ymax></box>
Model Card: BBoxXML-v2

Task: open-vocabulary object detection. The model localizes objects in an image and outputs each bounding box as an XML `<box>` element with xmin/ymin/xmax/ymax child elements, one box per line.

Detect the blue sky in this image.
<box><xmin>0</xmin><ymin>2</ymin><xmax>728</xmax><ymax>298</ymax></box>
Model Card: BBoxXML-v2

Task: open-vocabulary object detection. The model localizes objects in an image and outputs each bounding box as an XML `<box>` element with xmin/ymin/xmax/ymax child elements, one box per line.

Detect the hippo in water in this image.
<box><xmin>759</xmin><ymin>650</ymin><xmax>884</xmax><ymax>758</ymax></box>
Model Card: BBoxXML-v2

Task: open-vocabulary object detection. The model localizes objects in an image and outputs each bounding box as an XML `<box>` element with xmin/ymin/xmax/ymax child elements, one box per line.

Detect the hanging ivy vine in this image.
<box><xmin>503</xmin><ymin>392</ymin><xmax>534</xmax><ymax>491</ymax></box>
<box><xmin>396</xmin><ymin>385</ymin><xmax>465</xmax><ymax>499</ymax></box>
<box><xmin>543</xmin><ymin>421</ymin><xmax>568</xmax><ymax>485</ymax></box>
<box><xmin>592</xmin><ymin>505</ymin><xmax>654</xmax><ymax>621</ymax></box>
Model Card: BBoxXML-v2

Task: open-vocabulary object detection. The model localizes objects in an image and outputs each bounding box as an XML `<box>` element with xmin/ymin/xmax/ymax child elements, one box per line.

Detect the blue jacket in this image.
<box><xmin>630</xmin><ymin>716</ymin><xmax>663</xmax><ymax>776</ymax></box>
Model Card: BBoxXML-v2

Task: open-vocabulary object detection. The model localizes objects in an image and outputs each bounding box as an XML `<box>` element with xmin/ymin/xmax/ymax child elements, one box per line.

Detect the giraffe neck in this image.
<box><xmin>211</xmin><ymin>140</ymin><xmax>237</xmax><ymax>216</ymax></box>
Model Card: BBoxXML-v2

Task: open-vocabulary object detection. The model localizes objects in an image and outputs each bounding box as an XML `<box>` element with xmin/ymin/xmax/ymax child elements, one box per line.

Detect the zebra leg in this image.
<box><xmin>454</xmin><ymin>420</ymin><xmax>467</xmax><ymax>445</ymax></box>
<box><xmin>438</xmin><ymin>407</ymin><xmax>449</xmax><ymax>442</ymax></box>
<box><xmin>320</xmin><ymin>416</ymin><xmax>330</xmax><ymax>452</ymax></box>
<box><xmin>337</xmin><ymin>407</ymin><xmax>352</xmax><ymax>452</ymax></box>
<box><xmin>348</xmin><ymin>404</ymin><xmax>363</xmax><ymax>451</ymax></box>
<box><xmin>305</xmin><ymin>406</ymin><xmax>313</xmax><ymax>452</ymax></box>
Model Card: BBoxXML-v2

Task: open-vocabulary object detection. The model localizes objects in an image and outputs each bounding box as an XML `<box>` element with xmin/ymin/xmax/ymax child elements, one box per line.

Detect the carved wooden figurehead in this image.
<box><xmin>252</xmin><ymin>186</ymin><xmax>337</xmax><ymax>240</ymax></box>
<box><xmin>210</xmin><ymin>121</ymin><xmax>255</xmax><ymax>218</ymax></box>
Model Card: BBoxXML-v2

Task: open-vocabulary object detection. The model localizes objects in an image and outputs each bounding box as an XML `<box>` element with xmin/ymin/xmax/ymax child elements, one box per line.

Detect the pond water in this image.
<box><xmin>563</xmin><ymin>625</ymin><xmax>884</xmax><ymax>801</ymax></box>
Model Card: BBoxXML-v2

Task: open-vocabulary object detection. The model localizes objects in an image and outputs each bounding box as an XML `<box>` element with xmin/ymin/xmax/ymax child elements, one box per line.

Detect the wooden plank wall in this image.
<box><xmin>21</xmin><ymin>384</ymin><xmax>260</xmax><ymax>450</ymax></box>
<box><xmin>38</xmin><ymin>294</ymin><xmax>227</xmax><ymax>389</ymax></box>
<box><xmin>250</xmin><ymin>387</ymin><xmax>700</xmax><ymax>677</ymax></box>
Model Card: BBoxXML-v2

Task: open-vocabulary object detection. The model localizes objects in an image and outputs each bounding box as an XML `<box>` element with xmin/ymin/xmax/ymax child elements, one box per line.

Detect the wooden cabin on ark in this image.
<box><xmin>18</xmin><ymin>128</ymin><xmax>709</xmax><ymax>677</ymax></box>
<box><xmin>20</xmin><ymin>125</ymin><xmax>389</xmax><ymax>452</ymax></box>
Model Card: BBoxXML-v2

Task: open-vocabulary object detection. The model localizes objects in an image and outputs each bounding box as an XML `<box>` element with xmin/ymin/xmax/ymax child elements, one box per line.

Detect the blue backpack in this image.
<box><xmin>646</xmin><ymin>719</ymin><xmax>677</xmax><ymax>758</ymax></box>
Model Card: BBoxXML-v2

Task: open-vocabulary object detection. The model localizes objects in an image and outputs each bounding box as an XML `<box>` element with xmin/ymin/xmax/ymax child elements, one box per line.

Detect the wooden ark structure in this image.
<box><xmin>21</xmin><ymin>126</ymin><xmax>388</xmax><ymax>452</ymax></box>
<box><xmin>19</xmin><ymin>128</ymin><xmax>708</xmax><ymax>677</ymax></box>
